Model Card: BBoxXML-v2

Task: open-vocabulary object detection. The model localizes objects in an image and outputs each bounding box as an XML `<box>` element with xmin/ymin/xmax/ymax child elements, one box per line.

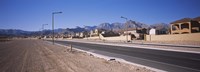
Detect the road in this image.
<box><xmin>0</xmin><ymin>40</ymin><xmax>153</xmax><ymax>72</ymax></box>
<box><xmin>54</xmin><ymin>40</ymin><xmax>200</xmax><ymax>72</ymax></box>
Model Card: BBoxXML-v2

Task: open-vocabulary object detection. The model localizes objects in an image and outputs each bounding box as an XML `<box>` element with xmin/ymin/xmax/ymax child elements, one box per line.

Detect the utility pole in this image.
<box><xmin>42</xmin><ymin>24</ymin><xmax>48</xmax><ymax>41</ymax></box>
<box><xmin>121</xmin><ymin>16</ymin><xmax>128</xmax><ymax>42</ymax></box>
<box><xmin>52</xmin><ymin>11</ymin><xmax>62</xmax><ymax>45</ymax></box>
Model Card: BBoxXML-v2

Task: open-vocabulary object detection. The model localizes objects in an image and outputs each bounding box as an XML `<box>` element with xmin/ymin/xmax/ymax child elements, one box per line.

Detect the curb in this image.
<box><xmin>49</xmin><ymin>41</ymin><xmax>166</xmax><ymax>72</ymax></box>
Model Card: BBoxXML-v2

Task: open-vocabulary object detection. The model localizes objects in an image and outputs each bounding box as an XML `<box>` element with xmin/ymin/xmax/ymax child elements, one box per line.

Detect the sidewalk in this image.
<box><xmin>59</xmin><ymin>39</ymin><xmax>200</xmax><ymax>54</ymax></box>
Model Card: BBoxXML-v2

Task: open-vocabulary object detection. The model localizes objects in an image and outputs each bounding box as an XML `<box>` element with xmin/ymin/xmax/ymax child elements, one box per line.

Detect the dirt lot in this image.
<box><xmin>0</xmin><ymin>40</ymin><xmax>154</xmax><ymax>72</ymax></box>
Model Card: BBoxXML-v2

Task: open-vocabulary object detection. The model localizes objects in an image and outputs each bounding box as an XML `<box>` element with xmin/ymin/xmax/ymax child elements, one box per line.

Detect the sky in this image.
<box><xmin>0</xmin><ymin>0</ymin><xmax>200</xmax><ymax>31</ymax></box>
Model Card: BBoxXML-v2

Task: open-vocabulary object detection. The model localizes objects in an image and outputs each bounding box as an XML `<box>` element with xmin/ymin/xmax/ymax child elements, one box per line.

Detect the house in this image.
<box><xmin>193</xmin><ymin>16</ymin><xmax>200</xmax><ymax>23</ymax></box>
<box><xmin>90</xmin><ymin>29</ymin><xmax>106</xmax><ymax>37</ymax></box>
<box><xmin>75</xmin><ymin>33</ymin><xmax>80</xmax><ymax>37</ymax></box>
<box><xmin>123</xmin><ymin>28</ymin><xmax>147</xmax><ymax>40</ymax></box>
<box><xmin>79</xmin><ymin>31</ymin><xmax>89</xmax><ymax>38</ymax></box>
<box><xmin>145</xmin><ymin>16</ymin><xmax>200</xmax><ymax>42</ymax></box>
<box><xmin>101</xmin><ymin>31</ymin><xmax>120</xmax><ymax>37</ymax></box>
<box><xmin>67</xmin><ymin>33</ymin><xmax>75</xmax><ymax>38</ymax></box>
<box><xmin>79</xmin><ymin>32</ymin><xmax>84</xmax><ymax>38</ymax></box>
<box><xmin>170</xmin><ymin>17</ymin><xmax>200</xmax><ymax>34</ymax></box>
<box><xmin>149</xmin><ymin>28</ymin><xmax>156</xmax><ymax>35</ymax></box>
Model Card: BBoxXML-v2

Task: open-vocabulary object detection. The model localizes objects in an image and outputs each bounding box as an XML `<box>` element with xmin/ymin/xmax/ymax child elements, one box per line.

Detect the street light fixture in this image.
<box><xmin>121</xmin><ymin>16</ymin><xmax>128</xmax><ymax>42</ymax></box>
<box><xmin>52</xmin><ymin>11</ymin><xmax>62</xmax><ymax>45</ymax></box>
<box><xmin>42</xmin><ymin>24</ymin><xmax>48</xmax><ymax>40</ymax></box>
<box><xmin>42</xmin><ymin>24</ymin><xmax>48</xmax><ymax>30</ymax></box>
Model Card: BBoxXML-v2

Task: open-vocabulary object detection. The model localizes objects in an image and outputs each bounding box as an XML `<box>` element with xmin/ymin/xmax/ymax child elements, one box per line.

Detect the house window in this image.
<box><xmin>181</xmin><ymin>23</ymin><xmax>189</xmax><ymax>30</ymax></box>
<box><xmin>172</xmin><ymin>24</ymin><xmax>179</xmax><ymax>30</ymax></box>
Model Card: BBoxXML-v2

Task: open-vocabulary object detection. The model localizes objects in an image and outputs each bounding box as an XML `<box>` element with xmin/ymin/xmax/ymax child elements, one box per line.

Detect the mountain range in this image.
<box><xmin>0</xmin><ymin>20</ymin><xmax>169</xmax><ymax>37</ymax></box>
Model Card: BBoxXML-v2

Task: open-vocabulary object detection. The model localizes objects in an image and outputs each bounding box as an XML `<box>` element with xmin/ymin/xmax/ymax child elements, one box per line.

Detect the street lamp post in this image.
<box><xmin>52</xmin><ymin>11</ymin><xmax>62</xmax><ymax>45</ymax></box>
<box><xmin>42</xmin><ymin>24</ymin><xmax>48</xmax><ymax>40</ymax></box>
<box><xmin>121</xmin><ymin>16</ymin><xmax>128</xmax><ymax>42</ymax></box>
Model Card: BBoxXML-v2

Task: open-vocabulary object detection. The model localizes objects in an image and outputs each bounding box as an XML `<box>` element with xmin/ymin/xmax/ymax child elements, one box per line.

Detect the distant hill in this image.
<box><xmin>84</xmin><ymin>26</ymin><xmax>97</xmax><ymax>31</ymax></box>
<box><xmin>0</xmin><ymin>20</ymin><xmax>170</xmax><ymax>36</ymax></box>
<box><xmin>0</xmin><ymin>29</ymin><xmax>31</xmax><ymax>37</ymax></box>
<box><xmin>150</xmin><ymin>23</ymin><xmax>170</xmax><ymax>31</ymax></box>
<box><xmin>93</xmin><ymin>20</ymin><xmax>150</xmax><ymax>31</ymax></box>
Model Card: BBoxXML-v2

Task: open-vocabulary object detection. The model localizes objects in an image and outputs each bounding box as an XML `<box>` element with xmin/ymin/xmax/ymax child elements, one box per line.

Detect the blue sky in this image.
<box><xmin>0</xmin><ymin>0</ymin><xmax>200</xmax><ymax>31</ymax></box>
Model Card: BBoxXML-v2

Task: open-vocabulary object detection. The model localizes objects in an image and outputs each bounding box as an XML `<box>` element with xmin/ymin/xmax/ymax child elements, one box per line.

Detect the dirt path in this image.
<box><xmin>0</xmin><ymin>40</ymin><xmax>154</xmax><ymax>72</ymax></box>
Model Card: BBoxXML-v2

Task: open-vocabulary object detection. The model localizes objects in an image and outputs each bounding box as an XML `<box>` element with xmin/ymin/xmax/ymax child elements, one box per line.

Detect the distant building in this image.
<box><xmin>149</xmin><ymin>28</ymin><xmax>156</xmax><ymax>35</ymax></box>
<box><xmin>75</xmin><ymin>33</ymin><xmax>80</xmax><ymax>37</ymax></box>
<box><xmin>101</xmin><ymin>31</ymin><xmax>120</xmax><ymax>37</ymax></box>
<box><xmin>79</xmin><ymin>31</ymin><xmax>89</xmax><ymax>38</ymax></box>
<box><xmin>123</xmin><ymin>28</ymin><xmax>147</xmax><ymax>40</ymax></box>
<box><xmin>79</xmin><ymin>32</ymin><xmax>84</xmax><ymax>38</ymax></box>
<box><xmin>90</xmin><ymin>29</ymin><xmax>106</xmax><ymax>37</ymax></box>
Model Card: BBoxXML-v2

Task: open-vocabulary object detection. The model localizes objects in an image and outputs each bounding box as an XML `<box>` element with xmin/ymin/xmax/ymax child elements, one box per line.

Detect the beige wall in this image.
<box><xmin>99</xmin><ymin>34</ymin><xmax>131</xmax><ymax>41</ymax></box>
<box><xmin>87</xmin><ymin>36</ymin><xmax>100</xmax><ymax>40</ymax></box>
<box><xmin>146</xmin><ymin>33</ymin><xmax>200</xmax><ymax>41</ymax></box>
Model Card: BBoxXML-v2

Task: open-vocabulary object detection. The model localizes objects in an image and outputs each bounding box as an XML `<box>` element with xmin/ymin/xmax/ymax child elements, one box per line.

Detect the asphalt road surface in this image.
<box><xmin>54</xmin><ymin>40</ymin><xmax>200</xmax><ymax>72</ymax></box>
<box><xmin>1</xmin><ymin>40</ymin><xmax>154</xmax><ymax>72</ymax></box>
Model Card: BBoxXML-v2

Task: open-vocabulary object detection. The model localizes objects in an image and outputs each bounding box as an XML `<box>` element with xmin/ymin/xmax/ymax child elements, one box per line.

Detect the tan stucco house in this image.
<box><xmin>170</xmin><ymin>17</ymin><xmax>200</xmax><ymax>34</ymax></box>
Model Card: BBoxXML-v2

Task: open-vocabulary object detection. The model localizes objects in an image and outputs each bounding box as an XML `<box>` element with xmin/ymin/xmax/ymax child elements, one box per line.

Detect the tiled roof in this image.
<box><xmin>193</xmin><ymin>16</ymin><xmax>200</xmax><ymax>21</ymax></box>
<box><xmin>170</xmin><ymin>16</ymin><xmax>200</xmax><ymax>24</ymax></box>
<box><xmin>170</xmin><ymin>18</ymin><xmax>192</xmax><ymax>24</ymax></box>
